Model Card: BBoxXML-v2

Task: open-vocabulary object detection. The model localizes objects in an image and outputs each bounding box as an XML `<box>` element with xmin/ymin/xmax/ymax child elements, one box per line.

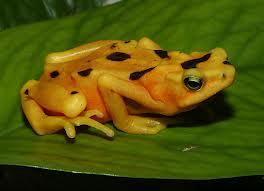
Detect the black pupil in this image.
<box><xmin>188</xmin><ymin>81</ymin><xmax>200</xmax><ymax>88</ymax></box>
<box><xmin>50</xmin><ymin>71</ymin><xmax>59</xmax><ymax>78</ymax></box>
<box><xmin>184</xmin><ymin>77</ymin><xmax>202</xmax><ymax>90</ymax></box>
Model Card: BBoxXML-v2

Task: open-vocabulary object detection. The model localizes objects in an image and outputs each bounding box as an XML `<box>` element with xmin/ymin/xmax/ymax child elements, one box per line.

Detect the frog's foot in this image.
<box><xmin>126</xmin><ymin>115</ymin><xmax>166</xmax><ymax>134</ymax></box>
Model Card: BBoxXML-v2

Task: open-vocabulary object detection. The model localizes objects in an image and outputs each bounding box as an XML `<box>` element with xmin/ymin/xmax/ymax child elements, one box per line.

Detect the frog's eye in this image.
<box><xmin>183</xmin><ymin>76</ymin><xmax>203</xmax><ymax>91</ymax></box>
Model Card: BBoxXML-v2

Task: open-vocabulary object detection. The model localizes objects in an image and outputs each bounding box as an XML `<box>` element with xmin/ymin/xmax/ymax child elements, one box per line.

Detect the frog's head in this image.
<box><xmin>166</xmin><ymin>48</ymin><xmax>235</xmax><ymax>110</ymax></box>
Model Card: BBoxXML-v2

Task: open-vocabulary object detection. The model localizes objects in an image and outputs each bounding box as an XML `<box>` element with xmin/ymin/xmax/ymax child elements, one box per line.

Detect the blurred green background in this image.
<box><xmin>0</xmin><ymin>0</ymin><xmax>120</xmax><ymax>31</ymax></box>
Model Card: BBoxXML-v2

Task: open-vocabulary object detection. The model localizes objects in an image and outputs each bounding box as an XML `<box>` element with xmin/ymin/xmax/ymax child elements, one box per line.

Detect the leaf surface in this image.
<box><xmin>0</xmin><ymin>0</ymin><xmax>263</xmax><ymax>179</ymax></box>
<box><xmin>0</xmin><ymin>0</ymin><xmax>112</xmax><ymax>31</ymax></box>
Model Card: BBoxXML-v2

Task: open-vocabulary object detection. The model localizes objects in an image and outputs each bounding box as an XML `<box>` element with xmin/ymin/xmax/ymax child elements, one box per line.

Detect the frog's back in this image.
<box><xmin>73</xmin><ymin>40</ymin><xmax>165</xmax><ymax>76</ymax></box>
<box><xmin>45</xmin><ymin>40</ymin><xmax>167</xmax><ymax>78</ymax></box>
<box><xmin>41</xmin><ymin>40</ymin><xmax>168</xmax><ymax>122</ymax></box>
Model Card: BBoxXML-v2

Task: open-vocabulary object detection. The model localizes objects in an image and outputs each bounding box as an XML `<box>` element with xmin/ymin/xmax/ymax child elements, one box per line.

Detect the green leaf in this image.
<box><xmin>0</xmin><ymin>0</ymin><xmax>112</xmax><ymax>31</ymax></box>
<box><xmin>0</xmin><ymin>0</ymin><xmax>264</xmax><ymax>179</ymax></box>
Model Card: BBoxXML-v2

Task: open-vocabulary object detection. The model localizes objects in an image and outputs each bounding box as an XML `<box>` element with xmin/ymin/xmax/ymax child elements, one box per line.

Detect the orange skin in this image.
<box><xmin>20</xmin><ymin>37</ymin><xmax>235</xmax><ymax>138</ymax></box>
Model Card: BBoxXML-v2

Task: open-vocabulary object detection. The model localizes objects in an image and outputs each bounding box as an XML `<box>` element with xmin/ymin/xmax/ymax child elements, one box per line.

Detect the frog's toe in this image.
<box><xmin>127</xmin><ymin>115</ymin><xmax>166</xmax><ymax>134</ymax></box>
<box><xmin>84</xmin><ymin>109</ymin><xmax>104</xmax><ymax>118</ymax></box>
<box><xmin>69</xmin><ymin>116</ymin><xmax>114</xmax><ymax>137</ymax></box>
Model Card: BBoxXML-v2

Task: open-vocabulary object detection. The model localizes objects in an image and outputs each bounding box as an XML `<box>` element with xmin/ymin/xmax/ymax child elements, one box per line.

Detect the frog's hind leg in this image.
<box><xmin>98</xmin><ymin>74</ymin><xmax>167</xmax><ymax>134</ymax></box>
<box><xmin>20</xmin><ymin>80</ymin><xmax>76</xmax><ymax>138</ymax></box>
<box><xmin>45</xmin><ymin>40</ymin><xmax>121</xmax><ymax>65</ymax></box>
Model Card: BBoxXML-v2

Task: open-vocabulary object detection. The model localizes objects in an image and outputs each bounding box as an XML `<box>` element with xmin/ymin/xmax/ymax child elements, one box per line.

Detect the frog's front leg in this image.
<box><xmin>98</xmin><ymin>74</ymin><xmax>167</xmax><ymax>134</ymax></box>
<box><xmin>21</xmin><ymin>80</ymin><xmax>114</xmax><ymax>138</ymax></box>
<box><xmin>20</xmin><ymin>80</ymin><xmax>76</xmax><ymax>138</ymax></box>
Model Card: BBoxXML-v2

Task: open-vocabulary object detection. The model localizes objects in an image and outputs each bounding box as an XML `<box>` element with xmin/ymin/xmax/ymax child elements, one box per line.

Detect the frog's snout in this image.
<box><xmin>63</xmin><ymin>90</ymin><xmax>87</xmax><ymax>118</ymax></box>
<box><xmin>219</xmin><ymin>64</ymin><xmax>236</xmax><ymax>86</ymax></box>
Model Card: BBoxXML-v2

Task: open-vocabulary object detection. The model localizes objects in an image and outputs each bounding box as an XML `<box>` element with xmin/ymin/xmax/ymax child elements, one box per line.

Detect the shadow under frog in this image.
<box><xmin>167</xmin><ymin>91</ymin><xmax>235</xmax><ymax>128</ymax></box>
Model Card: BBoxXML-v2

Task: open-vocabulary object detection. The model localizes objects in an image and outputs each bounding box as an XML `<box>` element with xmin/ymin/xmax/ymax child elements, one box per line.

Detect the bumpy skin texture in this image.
<box><xmin>20</xmin><ymin>37</ymin><xmax>236</xmax><ymax>138</ymax></box>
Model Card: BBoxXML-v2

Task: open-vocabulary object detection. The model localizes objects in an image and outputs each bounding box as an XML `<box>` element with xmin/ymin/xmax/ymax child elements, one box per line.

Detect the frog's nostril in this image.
<box><xmin>222</xmin><ymin>72</ymin><xmax>226</xmax><ymax>79</ymax></box>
